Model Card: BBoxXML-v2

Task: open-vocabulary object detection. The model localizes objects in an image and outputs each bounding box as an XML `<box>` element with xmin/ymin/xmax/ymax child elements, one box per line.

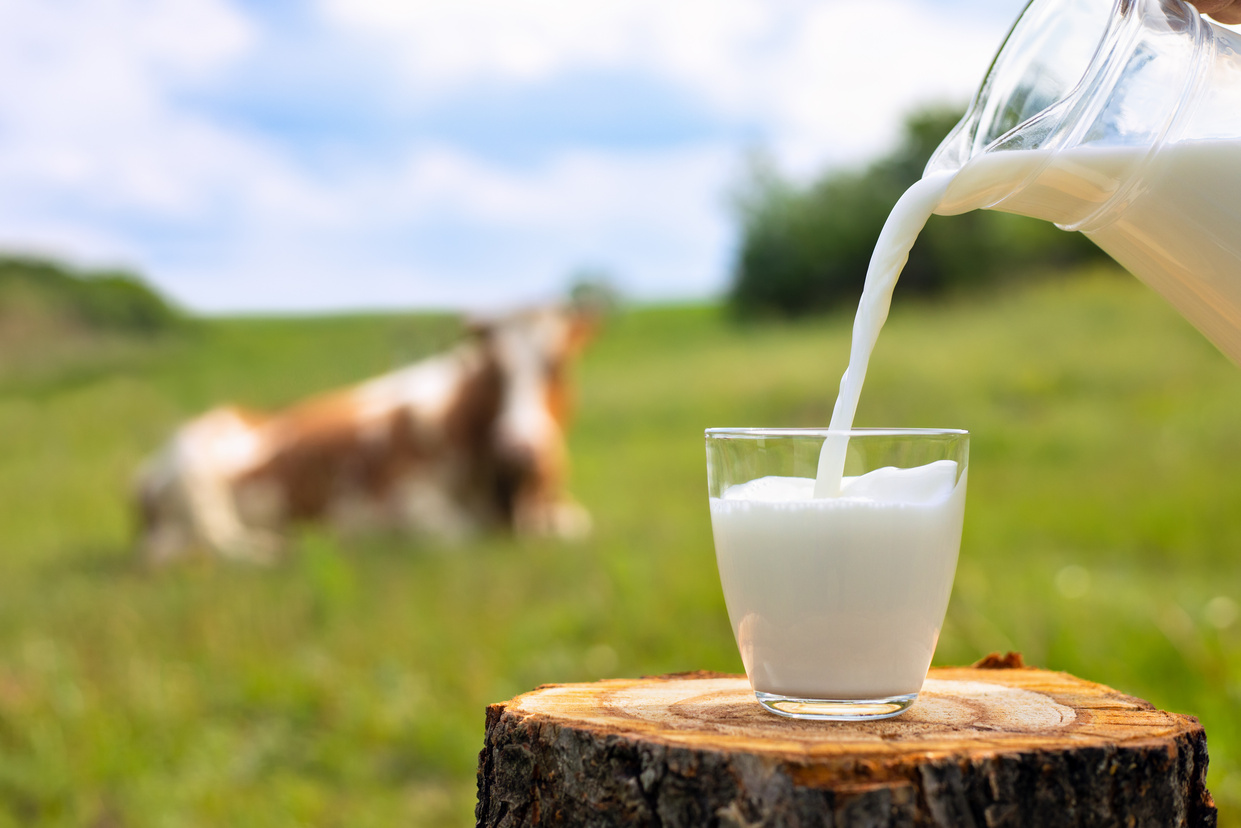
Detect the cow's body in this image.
<box><xmin>136</xmin><ymin>307</ymin><xmax>593</xmax><ymax>563</ymax></box>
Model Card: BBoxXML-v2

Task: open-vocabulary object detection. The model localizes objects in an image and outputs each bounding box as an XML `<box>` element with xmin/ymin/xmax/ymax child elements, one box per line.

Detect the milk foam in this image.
<box><xmin>728</xmin><ymin>460</ymin><xmax>958</xmax><ymax>506</ymax></box>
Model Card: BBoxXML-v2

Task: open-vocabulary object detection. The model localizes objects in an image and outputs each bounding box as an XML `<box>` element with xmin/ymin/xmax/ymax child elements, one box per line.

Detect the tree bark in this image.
<box><xmin>476</xmin><ymin>662</ymin><xmax>1215</xmax><ymax>827</ymax></box>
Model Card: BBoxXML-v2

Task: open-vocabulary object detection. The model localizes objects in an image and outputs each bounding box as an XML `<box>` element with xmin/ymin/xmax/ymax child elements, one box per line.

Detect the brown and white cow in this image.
<box><xmin>135</xmin><ymin>306</ymin><xmax>595</xmax><ymax>564</ymax></box>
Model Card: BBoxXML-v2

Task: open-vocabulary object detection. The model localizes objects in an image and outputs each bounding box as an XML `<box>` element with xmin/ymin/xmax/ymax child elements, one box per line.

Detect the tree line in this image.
<box><xmin>0</xmin><ymin>255</ymin><xmax>184</xmax><ymax>336</ymax></box>
<box><xmin>729</xmin><ymin>108</ymin><xmax>1107</xmax><ymax>316</ymax></box>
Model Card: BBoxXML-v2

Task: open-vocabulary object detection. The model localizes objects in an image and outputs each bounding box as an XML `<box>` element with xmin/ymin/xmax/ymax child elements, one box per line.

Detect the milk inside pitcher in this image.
<box><xmin>927</xmin><ymin>0</ymin><xmax>1241</xmax><ymax>364</ymax></box>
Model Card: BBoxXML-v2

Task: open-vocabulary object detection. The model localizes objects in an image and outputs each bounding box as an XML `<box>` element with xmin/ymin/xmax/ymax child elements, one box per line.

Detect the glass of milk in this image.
<box><xmin>706</xmin><ymin>428</ymin><xmax>968</xmax><ymax>720</ymax></box>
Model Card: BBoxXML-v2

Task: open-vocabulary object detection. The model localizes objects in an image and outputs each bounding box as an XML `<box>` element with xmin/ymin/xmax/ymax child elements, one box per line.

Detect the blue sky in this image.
<box><xmin>0</xmin><ymin>0</ymin><xmax>1027</xmax><ymax>313</ymax></box>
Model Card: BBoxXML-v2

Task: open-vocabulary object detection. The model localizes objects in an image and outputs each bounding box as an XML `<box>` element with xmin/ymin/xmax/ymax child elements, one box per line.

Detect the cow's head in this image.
<box><xmin>468</xmin><ymin>305</ymin><xmax>597</xmax><ymax>532</ymax></box>
<box><xmin>472</xmin><ymin>305</ymin><xmax>595</xmax><ymax>458</ymax></box>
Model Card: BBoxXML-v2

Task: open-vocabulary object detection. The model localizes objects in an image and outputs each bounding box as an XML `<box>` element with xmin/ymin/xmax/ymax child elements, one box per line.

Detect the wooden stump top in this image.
<box><xmin>495</xmin><ymin>666</ymin><xmax>1191</xmax><ymax>762</ymax></box>
<box><xmin>478</xmin><ymin>664</ymin><xmax>1217</xmax><ymax>827</ymax></box>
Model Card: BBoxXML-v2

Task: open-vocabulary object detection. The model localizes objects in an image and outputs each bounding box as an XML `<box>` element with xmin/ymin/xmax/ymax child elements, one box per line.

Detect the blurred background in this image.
<box><xmin>2</xmin><ymin>0</ymin><xmax>1240</xmax><ymax>826</ymax></box>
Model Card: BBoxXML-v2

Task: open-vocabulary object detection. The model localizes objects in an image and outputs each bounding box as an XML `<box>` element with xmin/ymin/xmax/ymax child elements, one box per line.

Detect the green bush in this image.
<box><xmin>729</xmin><ymin>108</ymin><xmax>1108</xmax><ymax>316</ymax></box>
<box><xmin>0</xmin><ymin>255</ymin><xmax>184</xmax><ymax>335</ymax></box>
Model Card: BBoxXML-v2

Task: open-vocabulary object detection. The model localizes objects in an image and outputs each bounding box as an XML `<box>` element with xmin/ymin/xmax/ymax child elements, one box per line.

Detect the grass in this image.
<box><xmin>1</xmin><ymin>267</ymin><xmax>1240</xmax><ymax>825</ymax></box>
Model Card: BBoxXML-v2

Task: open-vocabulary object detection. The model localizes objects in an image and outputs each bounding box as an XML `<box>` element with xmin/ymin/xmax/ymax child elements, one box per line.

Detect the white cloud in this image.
<box><xmin>0</xmin><ymin>0</ymin><xmax>1026</xmax><ymax>311</ymax></box>
<box><xmin>0</xmin><ymin>0</ymin><xmax>264</xmax><ymax>218</ymax></box>
<box><xmin>168</xmin><ymin>143</ymin><xmax>737</xmax><ymax>313</ymax></box>
<box><xmin>0</xmin><ymin>0</ymin><xmax>345</xmax><ymax>263</ymax></box>
<box><xmin>321</xmin><ymin>0</ymin><xmax>761</xmax><ymax>88</ymax></box>
<box><xmin>752</xmin><ymin>3</ymin><xmax>1007</xmax><ymax>172</ymax></box>
<box><xmin>0</xmin><ymin>0</ymin><xmax>253</xmax><ymax>130</ymax></box>
<box><xmin>394</xmin><ymin>144</ymin><xmax>728</xmax><ymax>230</ymax></box>
<box><xmin>320</xmin><ymin>0</ymin><xmax>1014</xmax><ymax>173</ymax></box>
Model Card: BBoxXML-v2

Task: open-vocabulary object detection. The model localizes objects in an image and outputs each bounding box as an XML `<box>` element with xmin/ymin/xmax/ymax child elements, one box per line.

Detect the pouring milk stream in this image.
<box><xmin>812</xmin><ymin>172</ymin><xmax>955</xmax><ymax>496</ymax></box>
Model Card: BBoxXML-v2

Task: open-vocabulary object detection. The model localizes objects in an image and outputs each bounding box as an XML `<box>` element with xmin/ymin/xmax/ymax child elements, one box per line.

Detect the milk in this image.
<box><xmin>943</xmin><ymin>140</ymin><xmax>1241</xmax><ymax>365</ymax></box>
<box><xmin>816</xmin><ymin>138</ymin><xmax>1241</xmax><ymax>496</ymax></box>
<box><xmin>711</xmin><ymin>461</ymin><xmax>966</xmax><ymax>699</ymax></box>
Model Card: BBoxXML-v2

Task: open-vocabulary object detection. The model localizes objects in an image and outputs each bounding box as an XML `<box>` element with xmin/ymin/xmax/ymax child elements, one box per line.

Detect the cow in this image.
<box><xmin>135</xmin><ymin>305</ymin><xmax>596</xmax><ymax>564</ymax></box>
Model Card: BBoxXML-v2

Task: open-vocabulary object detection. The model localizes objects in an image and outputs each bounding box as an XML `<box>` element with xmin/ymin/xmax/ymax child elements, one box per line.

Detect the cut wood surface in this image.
<box><xmin>476</xmin><ymin>662</ymin><xmax>1216</xmax><ymax>827</ymax></box>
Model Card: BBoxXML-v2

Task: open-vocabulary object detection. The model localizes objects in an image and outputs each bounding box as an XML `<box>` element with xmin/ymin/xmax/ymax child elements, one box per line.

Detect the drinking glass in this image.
<box><xmin>706</xmin><ymin>428</ymin><xmax>968</xmax><ymax>720</ymax></box>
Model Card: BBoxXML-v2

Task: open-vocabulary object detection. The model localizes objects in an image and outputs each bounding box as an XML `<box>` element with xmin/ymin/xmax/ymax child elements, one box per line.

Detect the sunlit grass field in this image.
<box><xmin>1</xmin><ymin>266</ymin><xmax>1239</xmax><ymax>826</ymax></box>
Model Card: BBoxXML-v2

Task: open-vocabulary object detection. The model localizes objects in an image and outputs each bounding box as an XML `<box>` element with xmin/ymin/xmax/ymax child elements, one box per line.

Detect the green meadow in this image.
<box><xmin>1</xmin><ymin>266</ymin><xmax>1239</xmax><ymax>826</ymax></box>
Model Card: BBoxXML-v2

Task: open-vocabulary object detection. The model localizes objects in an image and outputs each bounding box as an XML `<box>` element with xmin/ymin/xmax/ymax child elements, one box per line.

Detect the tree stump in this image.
<box><xmin>476</xmin><ymin>662</ymin><xmax>1216</xmax><ymax>827</ymax></box>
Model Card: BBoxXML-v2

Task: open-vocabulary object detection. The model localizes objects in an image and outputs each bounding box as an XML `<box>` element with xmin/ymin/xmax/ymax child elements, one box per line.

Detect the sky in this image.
<box><xmin>0</xmin><ymin>0</ymin><xmax>1028</xmax><ymax>313</ymax></box>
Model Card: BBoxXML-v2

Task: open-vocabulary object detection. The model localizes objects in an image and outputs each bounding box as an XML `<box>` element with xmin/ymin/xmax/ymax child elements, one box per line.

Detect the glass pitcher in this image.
<box><xmin>927</xmin><ymin>0</ymin><xmax>1241</xmax><ymax>364</ymax></box>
